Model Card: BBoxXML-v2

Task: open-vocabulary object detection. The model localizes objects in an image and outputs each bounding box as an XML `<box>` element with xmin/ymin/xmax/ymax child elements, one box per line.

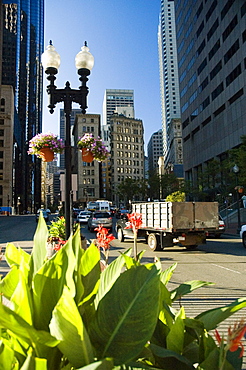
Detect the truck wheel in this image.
<box><xmin>117</xmin><ymin>228</ymin><xmax>125</xmax><ymax>242</ymax></box>
<box><xmin>242</xmin><ymin>232</ymin><xmax>246</xmax><ymax>249</ymax></box>
<box><xmin>147</xmin><ymin>233</ymin><xmax>160</xmax><ymax>251</ymax></box>
<box><xmin>186</xmin><ymin>245</ymin><xmax>198</xmax><ymax>250</ymax></box>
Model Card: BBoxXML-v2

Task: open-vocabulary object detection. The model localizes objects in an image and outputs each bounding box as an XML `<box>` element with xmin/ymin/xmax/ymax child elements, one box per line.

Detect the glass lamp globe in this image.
<box><xmin>75</xmin><ymin>43</ymin><xmax>94</xmax><ymax>71</ymax></box>
<box><xmin>41</xmin><ymin>42</ymin><xmax>61</xmax><ymax>71</ymax></box>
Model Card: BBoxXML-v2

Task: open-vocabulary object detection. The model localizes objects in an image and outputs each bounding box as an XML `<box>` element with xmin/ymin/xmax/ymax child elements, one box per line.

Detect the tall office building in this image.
<box><xmin>175</xmin><ymin>0</ymin><xmax>246</xmax><ymax>186</ymax></box>
<box><xmin>147</xmin><ymin>129</ymin><xmax>163</xmax><ymax>174</ymax></box>
<box><xmin>158</xmin><ymin>0</ymin><xmax>182</xmax><ymax>174</ymax></box>
<box><xmin>102</xmin><ymin>89</ymin><xmax>134</xmax><ymax>145</ymax></box>
<box><xmin>1</xmin><ymin>0</ymin><xmax>44</xmax><ymax>212</ymax></box>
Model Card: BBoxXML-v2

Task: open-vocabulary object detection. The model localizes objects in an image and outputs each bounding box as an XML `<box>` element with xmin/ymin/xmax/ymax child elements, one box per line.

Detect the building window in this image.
<box><xmin>0</xmin><ymin>119</ymin><xmax>4</xmax><ymax>125</ymax></box>
<box><xmin>222</xmin><ymin>15</ymin><xmax>238</xmax><ymax>42</ymax></box>
<box><xmin>226</xmin><ymin>64</ymin><xmax>242</xmax><ymax>86</ymax></box>
<box><xmin>0</xmin><ymin>162</ymin><xmax>3</xmax><ymax>170</ymax></box>
<box><xmin>0</xmin><ymin>151</ymin><xmax>3</xmax><ymax>158</ymax></box>
<box><xmin>210</xmin><ymin>60</ymin><xmax>222</xmax><ymax>80</ymax></box>
<box><xmin>0</xmin><ymin>140</ymin><xmax>3</xmax><ymax>147</ymax></box>
<box><xmin>224</xmin><ymin>39</ymin><xmax>239</xmax><ymax>64</ymax></box>
<box><xmin>211</xmin><ymin>82</ymin><xmax>224</xmax><ymax>100</ymax></box>
<box><xmin>0</xmin><ymin>129</ymin><xmax>4</xmax><ymax>136</ymax></box>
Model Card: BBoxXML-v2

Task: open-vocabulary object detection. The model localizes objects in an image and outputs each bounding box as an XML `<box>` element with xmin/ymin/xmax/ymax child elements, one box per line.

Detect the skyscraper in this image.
<box><xmin>147</xmin><ymin>129</ymin><xmax>163</xmax><ymax>174</ymax></box>
<box><xmin>175</xmin><ymin>0</ymin><xmax>246</xmax><ymax>187</ymax></box>
<box><xmin>1</xmin><ymin>0</ymin><xmax>44</xmax><ymax>212</ymax></box>
<box><xmin>158</xmin><ymin>0</ymin><xmax>182</xmax><ymax>174</ymax></box>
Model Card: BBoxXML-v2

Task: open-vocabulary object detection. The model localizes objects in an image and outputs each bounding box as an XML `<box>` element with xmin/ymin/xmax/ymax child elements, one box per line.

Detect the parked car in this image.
<box><xmin>77</xmin><ymin>210</ymin><xmax>91</xmax><ymax>223</ymax></box>
<box><xmin>87</xmin><ymin>211</ymin><xmax>113</xmax><ymax>232</ymax></box>
<box><xmin>36</xmin><ymin>209</ymin><xmax>49</xmax><ymax>223</ymax></box>
<box><xmin>207</xmin><ymin>215</ymin><xmax>225</xmax><ymax>238</ymax></box>
<box><xmin>240</xmin><ymin>224</ymin><xmax>246</xmax><ymax>248</ymax></box>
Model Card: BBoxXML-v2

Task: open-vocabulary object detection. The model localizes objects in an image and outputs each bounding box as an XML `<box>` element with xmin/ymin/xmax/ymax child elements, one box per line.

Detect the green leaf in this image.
<box><xmin>10</xmin><ymin>270</ymin><xmax>33</xmax><ymax>325</ymax></box>
<box><xmin>0</xmin><ymin>340</ymin><xmax>15</xmax><ymax>370</ymax></box>
<box><xmin>160</xmin><ymin>263</ymin><xmax>177</xmax><ymax>286</ymax></box>
<box><xmin>89</xmin><ymin>264</ymin><xmax>160</xmax><ymax>364</ymax></box>
<box><xmin>166</xmin><ymin>307</ymin><xmax>185</xmax><ymax>354</ymax></box>
<box><xmin>149</xmin><ymin>343</ymin><xmax>194</xmax><ymax>369</ymax></box>
<box><xmin>76</xmin><ymin>358</ymin><xmax>114</xmax><ymax>370</ymax></box>
<box><xmin>5</xmin><ymin>243</ymin><xmax>30</xmax><ymax>268</ymax></box>
<box><xmin>32</xmin><ymin>244</ymin><xmax>70</xmax><ymax>331</ymax></box>
<box><xmin>31</xmin><ymin>212</ymin><xmax>49</xmax><ymax>275</ymax></box>
<box><xmin>50</xmin><ymin>286</ymin><xmax>94</xmax><ymax>368</ymax></box>
<box><xmin>196</xmin><ymin>297</ymin><xmax>246</xmax><ymax>331</ymax></box>
<box><xmin>20</xmin><ymin>349</ymin><xmax>48</xmax><ymax>370</ymax></box>
<box><xmin>0</xmin><ymin>302</ymin><xmax>59</xmax><ymax>348</ymax></box>
<box><xmin>79</xmin><ymin>244</ymin><xmax>101</xmax><ymax>306</ymax></box>
<box><xmin>0</xmin><ymin>266</ymin><xmax>20</xmax><ymax>299</ymax></box>
<box><xmin>170</xmin><ymin>281</ymin><xmax>214</xmax><ymax>302</ymax></box>
<box><xmin>94</xmin><ymin>251</ymin><xmax>131</xmax><ymax>308</ymax></box>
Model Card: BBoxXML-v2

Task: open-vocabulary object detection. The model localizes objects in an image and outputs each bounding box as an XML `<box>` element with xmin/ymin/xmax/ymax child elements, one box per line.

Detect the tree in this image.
<box><xmin>166</xmin><ymin>191</ymin><xmax>185</xmax><ymax>202</ymax></box>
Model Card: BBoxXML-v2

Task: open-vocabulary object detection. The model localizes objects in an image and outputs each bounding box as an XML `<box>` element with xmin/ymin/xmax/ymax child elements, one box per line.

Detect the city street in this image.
<box><xmin>1</xmin><ymin>214</ymin><xmax>246</xmax><ymax>367</ymax></box>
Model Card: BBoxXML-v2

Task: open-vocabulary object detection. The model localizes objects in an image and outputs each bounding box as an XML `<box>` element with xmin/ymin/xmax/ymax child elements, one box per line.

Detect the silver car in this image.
<box><xmin>87</xmin><ymin>211</ymin><xmax>113</xmax><ymax>232</ymax></box>
<box><xmin>77</xmin><ymin>211</ymin><xmax>91</xmax><ymax>223</ymax></box>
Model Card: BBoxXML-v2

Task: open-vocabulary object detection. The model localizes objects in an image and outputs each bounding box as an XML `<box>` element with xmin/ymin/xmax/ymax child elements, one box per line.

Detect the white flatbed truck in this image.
<box><xmin>115</xmin><ymin>201</ymin><xmax>219</xmax><ymax>251</ymax></box>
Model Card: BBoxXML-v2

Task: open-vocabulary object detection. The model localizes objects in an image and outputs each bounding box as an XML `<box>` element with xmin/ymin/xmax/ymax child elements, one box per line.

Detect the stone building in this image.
<box><xmin>73</xmin><ymin>113</ymin><xmax>102</xmax><ymax>205</ymax></box>
<box><xmin>109</xmin><ymin>113</ymin><xmax>145</xmax><ymax>205</ymax></box>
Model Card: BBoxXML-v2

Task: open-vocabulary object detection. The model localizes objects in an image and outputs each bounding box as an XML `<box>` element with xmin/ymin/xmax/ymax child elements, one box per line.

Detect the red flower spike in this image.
<box><xmin>125</xmin><ymin>212</ymin><xmax>142</xmax><ymax>233</ymax></box>
<box><xmin>95</xmin><ymin>225</ymin><xmax>115</xmax><ymax>251</ymax></box>
<box><xmin>227</xmin><ymin>320</ymin><xmax>246</xmax><ymax>357</ymax></box>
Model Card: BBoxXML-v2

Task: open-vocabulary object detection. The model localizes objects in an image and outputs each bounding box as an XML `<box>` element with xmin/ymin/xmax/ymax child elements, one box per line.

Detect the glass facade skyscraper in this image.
<box><xmin>2</xmin><ymin>0</ymin><xmax>44</xmax><ymax>211</ymax></box>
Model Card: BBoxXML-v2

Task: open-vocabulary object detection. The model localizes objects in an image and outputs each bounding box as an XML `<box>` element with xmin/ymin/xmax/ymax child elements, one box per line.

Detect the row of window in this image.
<box><xmin>181</xmin><ymin>59</ymin><xmax>245</xmax><ymax>115</ymax></box>
<box><xmin>116</xmin><ymin>143</ymin><xmax>140</xmax><ymax>150</ymax></box>
<box><xmin>113</xmin><ymin>135</ymin><xmax>141</xmax><ymax>143</ymax></box>
<box><xmin>116</xmin><ymin>167</ymin><xmax>143</xmax><ymax>174</ymax></box>
<box><xmin>116</xmin><ymin>151</ymin><xmax>143</xmax><ymax>159</ymax></box>
<box><xmin>178</xmin><ymin>4</ymin><xmax>245</xmax><ymax>89</ymax></box>
<box><xmin>183</xmin><ymin>87</ymin><xmax>244</xmax><ymax>135</ymax></box>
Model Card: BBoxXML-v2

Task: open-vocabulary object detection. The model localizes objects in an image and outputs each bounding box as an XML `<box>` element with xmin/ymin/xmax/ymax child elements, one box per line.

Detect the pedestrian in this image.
<box><xmin>241</xmin><ymin>194</ymin><xmax>246</xmax><ymax>208</ymax></box>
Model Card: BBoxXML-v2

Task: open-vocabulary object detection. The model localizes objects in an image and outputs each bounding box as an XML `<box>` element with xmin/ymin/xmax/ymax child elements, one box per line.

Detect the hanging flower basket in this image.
<box><xmin>81</xmin><ymin>148</ymin><xmax>94</xmax><ymax>163</ymax></box>
<box><xmin>28</xmin><ymin>132</ymin><xmax>64</xmax><ymax>161</ymax></box>
<box><xmin>77</xmin><ymin>133</ymin><xmax>109</xmax><ymax>162</ymax></box>
<box><xmin>39</xmin><ymin>148</ymin><xmax>55</xmax><ymax>162</ymax></box>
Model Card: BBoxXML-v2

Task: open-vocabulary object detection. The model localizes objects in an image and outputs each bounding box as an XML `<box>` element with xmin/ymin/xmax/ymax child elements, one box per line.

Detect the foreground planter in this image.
<box><xmin>39</xmin><ymin>147</ymin><xmax>55</xmax><ymax>162</ymax></box>
<box><xmin>81</xmin><ymin>148</ymin><xmax>94</xmax><ymax>163</ymax></box>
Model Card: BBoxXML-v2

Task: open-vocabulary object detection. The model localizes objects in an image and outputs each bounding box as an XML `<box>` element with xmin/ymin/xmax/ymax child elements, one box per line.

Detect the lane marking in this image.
<box><xmin>212</xmin><ymin>263</ymin><xmax>241</xmax><ymax>274</ymax></box>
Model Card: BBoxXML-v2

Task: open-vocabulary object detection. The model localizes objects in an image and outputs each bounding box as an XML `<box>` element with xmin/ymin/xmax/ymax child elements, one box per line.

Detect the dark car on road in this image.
<box><xmin>87</xmin><ymin>211</ymin><xmax>113</xmax><ymax>232</ymax></box>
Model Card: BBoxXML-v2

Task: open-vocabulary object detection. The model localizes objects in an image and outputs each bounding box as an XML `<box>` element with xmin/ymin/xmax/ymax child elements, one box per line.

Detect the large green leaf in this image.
<box><xmin>11</xmin><ymin>269</ymin><xmax>33</xmax><ymax>325</ymax></box>
<box><xmin>76</xmin><ymin>358</ymin><xmax>114</xmax><ymax>370</ymax></box>
<box><xmin>20</xmin><ymin>349</ymin><xmax>48</xmax><ymax>370</ymax></box>
<box><xmin>0</xmin><ymin>340</ymin><xmax>15</xmax><ymax>370</ymax></box>
<box><xmin>89</xmin><ymin>263</ymin><xmax>160</xmax><ymax>364</ymax></box>
<box><xmin>50</xmin><ymin>286</ymin><xmax>94</xmax><ymax>368</ymax></box>
<box><xmin>32</xmin><ymin>246</ymin><xmax>70</xmax><ymax>331</ymax></box>
<box><xmin>0</xmin><ymin>266</ymin><xmax>20</xmax><ymax>299</ymax></box>
<box><xmin>31</xmin><ymin>213</ymin><xmax>49</xmax><ymax>276</ymax></box>
<box><xmin>149</xmin><ymin>343</ymin><xmax>194</xmax><ymax>369</ymax></box>
<box><xmin>79</xmin><ymin>244</ymin><xmax>101</xmax><ymax>307</ymax></box>
<box><xmin>0</xmin><ymin>302</ymin><xmax>59</xmax><ymax>348</ymax></box>
<box><xmin>5</xmin><ymin>243</ymin><xmax>30</xmax><ymax>268</ymax></box>
<box><xmin>160</xmin><ymin>263</ymin><xmax>177</xmax><ymax>286</ymax></box>
<box><xmin>94</xmin><ymin>249</ymin><xmax>132</xmax><ymax>308</ymax></box>
<box><xmin>196</xmin><ymin>297</ymin><xmax>246</xmax><ymax>331</ymax></box>
<box><xmin>166</xmin><ymin>307</ymin><xmax>185</xmax><ymax>354</ymax></box>
<box><xmin>170</xmin><ymin>281</ymin><xmax>214</xmax><ymax>302</ymax></box>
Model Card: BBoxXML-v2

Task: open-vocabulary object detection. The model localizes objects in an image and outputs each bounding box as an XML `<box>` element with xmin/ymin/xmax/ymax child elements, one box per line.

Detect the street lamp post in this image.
<box><xmin>42</xmin><ymin>41</ymin><xmax>94</xmax><ymax>239</ymax></box>
<box><xmin>232</xmin><ymin>164</ymin><xmax>241</xmax><ymax>234</ymax></box>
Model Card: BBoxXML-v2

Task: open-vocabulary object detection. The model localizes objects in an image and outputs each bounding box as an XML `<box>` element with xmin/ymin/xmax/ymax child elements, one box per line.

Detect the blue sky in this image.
<box><xmin>43</xmin><ymin>1</ymin><xmax>161</xmax><ymax>151</ymax></box>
